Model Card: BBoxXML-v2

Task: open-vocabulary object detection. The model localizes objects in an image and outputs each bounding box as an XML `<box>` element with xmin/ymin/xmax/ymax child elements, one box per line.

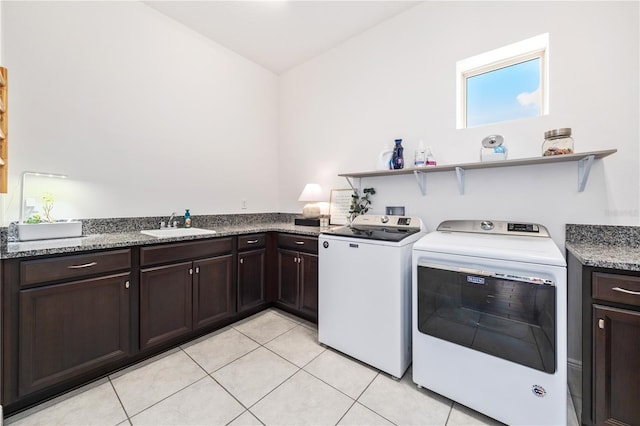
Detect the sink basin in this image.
<box><xmin>140</xmin><ymin>227</ymin><xmax>216</xmax><ymax>238</ymax></box>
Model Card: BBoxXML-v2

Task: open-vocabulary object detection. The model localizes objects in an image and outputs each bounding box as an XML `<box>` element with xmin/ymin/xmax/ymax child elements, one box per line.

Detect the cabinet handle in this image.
<box><xmin>195</xmin><ymin>267</ymin><xmax>200</xmax><ymax>274</ymax></box>
<box><xmin>612</xmin><ymin>286</ymin><xmax>640</xmax><ymax>296</ymax></box>
<box><xmin>247</xmin><ymin>239</ymin><xmax>259</xmax><ymax>244</ymax></box>
<box><xmin>189</xmin><ymin>268</ymin><xmax>193</xmax><ymax>275</ymax></box>
<box><xmin>67</xmin><ymin>262</ymin><xmax>97</xmax><ymax>269</ymax></box>
<box><xmin>240</xmin><ymin>258</ymin><xmax>244</xmax><ymax>264</ymax></box>
<box><xmin>295</xmin><ymin>241</ymin><xmax>305</xmax><ymax>245</ymax></box>
<box><xmin>125</xmin><ymin>281</ymin><xmax>130</xmax><ymax>289</ymax></box>
<box><xmin>598</xmin><ymin>318</ymin><xmax>605</xmax><ymax>329</ymax></box>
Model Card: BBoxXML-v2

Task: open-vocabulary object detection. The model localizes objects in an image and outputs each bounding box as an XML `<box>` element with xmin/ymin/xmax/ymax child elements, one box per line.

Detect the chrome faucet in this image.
<box><xmin>167</xmin><ymin>212</ymin><xmax>176</xmax><ymax>228</ymax></box>
<box><xmin>160</xmin><ymin>212</ymin><xmax>177</xmax><ymax>228</ymax></box>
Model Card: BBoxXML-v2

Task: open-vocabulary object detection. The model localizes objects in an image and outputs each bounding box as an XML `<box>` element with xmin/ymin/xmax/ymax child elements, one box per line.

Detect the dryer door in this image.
<box><xmin>416</xmin><ymin>263</ymin><xmax>556</xmax><ymax>373</ymax></box>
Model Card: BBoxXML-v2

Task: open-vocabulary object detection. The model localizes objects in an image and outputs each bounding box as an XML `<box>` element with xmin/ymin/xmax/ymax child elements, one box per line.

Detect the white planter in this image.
<box><xmin>17</xmin><ymin>221</ymin><xmax>83</xmax><ymax>241</ymax></box>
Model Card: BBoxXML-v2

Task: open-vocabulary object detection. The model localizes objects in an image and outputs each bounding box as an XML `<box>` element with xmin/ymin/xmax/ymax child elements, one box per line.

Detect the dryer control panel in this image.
<box><xmin>437</xmin><ymin>220</ymin><xmax>550</xmax><ymax>237</ymax></box>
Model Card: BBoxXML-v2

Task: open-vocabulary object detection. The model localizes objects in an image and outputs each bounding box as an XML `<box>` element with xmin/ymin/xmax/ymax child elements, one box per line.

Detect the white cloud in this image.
<box><xmin>517</xmin><ymin>87</ymin><xmax>540</xmax><ymax>107</ymax></box>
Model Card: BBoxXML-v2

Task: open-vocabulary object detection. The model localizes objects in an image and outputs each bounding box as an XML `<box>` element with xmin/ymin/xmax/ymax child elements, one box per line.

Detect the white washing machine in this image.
<box><xmin>412</xmin><ymin>220</ymin><xmax>567</xmax><ymax>425</ymax></box>
<box><xmin>319</xmin><ymin>215</ymin><xmax>426</xmax><ymax>378</ymax></box>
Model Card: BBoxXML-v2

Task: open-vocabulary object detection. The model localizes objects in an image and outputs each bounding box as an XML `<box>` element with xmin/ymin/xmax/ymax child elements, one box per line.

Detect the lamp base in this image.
<box><xmin>302</xmin><ymin>203</ymin><xmax>321</xmax><ymax>219</ymax></box>
<box><xmin>294</xmin><ymin>218</ymin><xmax>321</xmax><ymax>227</ymax></box>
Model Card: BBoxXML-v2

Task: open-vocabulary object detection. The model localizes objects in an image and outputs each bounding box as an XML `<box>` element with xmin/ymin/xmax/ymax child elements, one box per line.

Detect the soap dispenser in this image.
<box><xmin>184</xmin><ymin>209</ymin><xmax>191</xmax><ymax>228</ymax></box>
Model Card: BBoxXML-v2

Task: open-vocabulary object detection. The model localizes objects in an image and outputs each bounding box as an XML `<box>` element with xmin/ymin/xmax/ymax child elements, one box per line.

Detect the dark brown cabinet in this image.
<box><xmin>237</xmin><ymin>234</ymin><xmax>267</xmax><ymax>312</ymax></box>
<box><xmin>19</xmin><ymin>273</ymin><xmax>131</xmax><ymax>397</ymax></box>
<box><xmin>193</xmin><ymin>255</ymin><xmax>235</xmax><ymax>328</ymax></box>
<box><xmin>140</xmin><ymin>262</ymin><xmax>192</xmax><ymax>350</ymax></box>
<box><xmin>592</xmin><ymin>273</ymin><xmax>640</xmax><ymax>426</ymax></box>
<box><xmin>276</xmin><ymin>234</ymin><xmax>318</xmax><ymax>321</ymax></box>
<box><xmin>570</xmin><ymin>253</ymin><xmax>640</xmax><ymax>426</ymax></box>
<box><xmin>3</xmin><ymin>249</ymin><xmax>132</xmax><ymax>403</ymax></box>
<box><xmin>139</xmin><ymin>239</ymin><xmax>234</xmax><ymax>350</ymax></box>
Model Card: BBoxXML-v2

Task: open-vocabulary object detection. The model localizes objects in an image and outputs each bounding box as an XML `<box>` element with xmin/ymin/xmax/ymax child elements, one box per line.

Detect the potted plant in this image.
<box><xmin>18</xmin><ymin>192</ymin><xmax>82</xmax><ymax>241</ymax></box>
<box><xmin>348</xmin><ymin>187</ymin><xmax>376</xmax><ymax>225</ymax></box>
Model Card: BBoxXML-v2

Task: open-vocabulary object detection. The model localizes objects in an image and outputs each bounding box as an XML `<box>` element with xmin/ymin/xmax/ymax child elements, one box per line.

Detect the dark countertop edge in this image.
<box><xmin>566</xmin><ymin>242</ymin><xmax>640</xmax><ymax>272</ymax></box>
<box><xmin>1</xmin><ymin>223</ymin><xmax>329</xmax><ymax>259</ymax></box>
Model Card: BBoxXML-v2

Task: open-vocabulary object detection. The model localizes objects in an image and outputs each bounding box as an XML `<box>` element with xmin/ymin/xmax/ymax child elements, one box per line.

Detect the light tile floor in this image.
<box><xmin>5</xmin><ymin>309</ymin><xmax>579</xmax><ymax>426</ymax></box>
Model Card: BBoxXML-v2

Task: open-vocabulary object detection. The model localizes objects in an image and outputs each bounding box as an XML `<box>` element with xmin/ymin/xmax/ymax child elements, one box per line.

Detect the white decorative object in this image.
<box><xmin>480</xmin><ymin>134</ymin><xmax>508</xmax><ymax>162</ymax></box>
<box><xmin>18</xmin><ymin>221</ymin><xmax>82</xmax><ymax>241</ymax></box>
<box><xmin>328</xmin><ymin>188</ymin><xmax>352</xmax><ymax>225</ymax></box>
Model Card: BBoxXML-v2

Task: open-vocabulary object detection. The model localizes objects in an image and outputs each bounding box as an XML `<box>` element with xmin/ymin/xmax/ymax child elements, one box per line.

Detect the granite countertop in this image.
<box><xmin>565</xmin><ymin>224</ymin><xmax>640</xmax><ymax>272</ymax></box>
<box><xmin>2</xmin><ymin>213</ymin><xmax>330</xmax><ymax>259</ymax></box>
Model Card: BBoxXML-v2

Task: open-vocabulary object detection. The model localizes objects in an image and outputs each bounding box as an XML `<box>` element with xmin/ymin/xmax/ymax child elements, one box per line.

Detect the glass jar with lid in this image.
<box><xmin>543</xmin><ymin>128</ymin><xmax>574</xmax><ymax>156</ymax></box>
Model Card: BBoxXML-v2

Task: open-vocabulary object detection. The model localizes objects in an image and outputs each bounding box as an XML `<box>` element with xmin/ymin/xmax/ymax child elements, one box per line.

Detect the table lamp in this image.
<box><xmin>296</xmin><ymin>183</ymin><xmax>323</xmax><ymax>226</ymax></box>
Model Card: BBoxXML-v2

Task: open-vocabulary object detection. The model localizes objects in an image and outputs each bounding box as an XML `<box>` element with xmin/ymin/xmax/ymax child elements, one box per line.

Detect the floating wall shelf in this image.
<box><xmin>339</xmin><ymin>149</ymin><xmax>617</xmax><ymax>196</ymax></box>
<box><xmin>0</xmin><ymin>67</ymin><xmax>7</xmax><ymax>192</ymax></box>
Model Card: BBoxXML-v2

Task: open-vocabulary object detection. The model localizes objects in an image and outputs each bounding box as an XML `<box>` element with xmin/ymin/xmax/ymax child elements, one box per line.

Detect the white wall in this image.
<box><xmin>2</xmin><ymin>1</ymin><xmax>280</xmax><ymax>222</ymax></box>
<box><xmin>279</xmin><ymin>1</ymin><xmax>640</xmax><ymax>250</ymax></box>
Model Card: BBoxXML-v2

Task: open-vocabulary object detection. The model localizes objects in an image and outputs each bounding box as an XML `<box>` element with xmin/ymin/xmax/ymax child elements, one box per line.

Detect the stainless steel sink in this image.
<box><xmin>140</xmin><ymin>227</ymin><xmax>216</xmax><ymax>238</ymax></box>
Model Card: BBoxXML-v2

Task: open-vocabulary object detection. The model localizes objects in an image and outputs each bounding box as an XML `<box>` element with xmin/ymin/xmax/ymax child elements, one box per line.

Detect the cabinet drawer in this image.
<box><xmin>593</xmin><ymin>272</ymin><xmax>640</xmax><ymax>307</ymax></box>
<box><xmin>20</xmin><ymin>249</ymin><xmax>131</xmax><ymax>286</ymax></box>
<box><xmin>238</xmin><ymin>234</ymin><xmax>266</xmax><ymax>251</ymax></box>
<box><xmin>278</xmin><ymin>234</ymin><xmax>318</xmax><ymax>254</ymax></box>
<box><xmin>140</xmin><ymin>237</ymin><xmax>233</xmax><ymax>266</ymax></box>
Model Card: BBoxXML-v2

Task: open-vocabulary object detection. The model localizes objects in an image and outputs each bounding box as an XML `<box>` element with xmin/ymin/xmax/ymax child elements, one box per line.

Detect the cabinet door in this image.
<box><xmin>299</xmin><ymin>252</ymin><xmax>318</xmax><ymax>320</ymax></box>
<box><xmin>277</xmin><ymin>249</ymin><xmax>299</xmax><ymax>309</ymax></box>
<box><xmin>594</xmin><ymin>305</ymin><xmax>640</xmax><ymax>426</ymax></box>
<box><xmin>19</xmin><ymin>273</ymin><xmax>131</xmax><ymax>396</ymax></box>
<box><xmin>193</xmin><ymin>255</ymin><xmax>235</xmax><ymax>329</ymax></box>
<box><xmin>238</xmin><ymin>249</ymin><xmax>266</xmax><ymax>312</ymax></box>
<box><xmin>140</xmin><ymin>262</ymin><xmax>192</xmax><ymax>350</ymax></box>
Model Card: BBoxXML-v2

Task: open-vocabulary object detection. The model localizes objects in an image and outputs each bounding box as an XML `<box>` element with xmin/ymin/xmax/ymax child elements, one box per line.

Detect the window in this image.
<box><xmin>457</xmin><ymin>33</ymin><xmax>549</xmax><ymax>129</ymax></box>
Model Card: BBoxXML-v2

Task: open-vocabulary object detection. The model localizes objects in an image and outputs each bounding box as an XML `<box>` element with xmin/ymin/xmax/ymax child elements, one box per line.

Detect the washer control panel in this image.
<box><xmin>350</xmin><ymin>215</ymin><xmax>421</xmax><ymax>230</ymax></box>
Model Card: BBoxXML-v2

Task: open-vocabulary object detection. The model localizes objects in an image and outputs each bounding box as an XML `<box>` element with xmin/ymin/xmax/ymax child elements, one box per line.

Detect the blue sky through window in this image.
<box><xmin>466</xmin><ymin>58</ymin><xmax>541</xmax><ymax>127</ymax></box>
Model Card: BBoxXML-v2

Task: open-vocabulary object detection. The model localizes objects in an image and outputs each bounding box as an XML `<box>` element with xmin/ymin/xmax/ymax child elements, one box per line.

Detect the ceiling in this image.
<box><xmin>144</xmin><ymin>1</ymin><xmax>421</xmax><ymax>74</ymax></box>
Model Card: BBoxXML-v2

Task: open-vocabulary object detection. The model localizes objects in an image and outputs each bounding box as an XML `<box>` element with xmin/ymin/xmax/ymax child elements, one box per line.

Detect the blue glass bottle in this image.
<box><xmin>392</xmin><ymin>139</ymin><xmax>404</xmax><ymax>170</ymax></box>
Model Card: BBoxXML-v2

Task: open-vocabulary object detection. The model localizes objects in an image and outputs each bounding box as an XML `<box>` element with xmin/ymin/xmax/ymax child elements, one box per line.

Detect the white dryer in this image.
<box><xmin>412</xmin><ymin>220</ymin><xmax>567</xmax><ymax>425</ymax></box>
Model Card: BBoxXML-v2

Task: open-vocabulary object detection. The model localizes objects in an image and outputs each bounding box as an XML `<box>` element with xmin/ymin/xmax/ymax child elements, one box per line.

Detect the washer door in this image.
<box><xmin>417</xmin><ymin>264</ymin><xmax>556</xmax><ymax>373</ymax></box>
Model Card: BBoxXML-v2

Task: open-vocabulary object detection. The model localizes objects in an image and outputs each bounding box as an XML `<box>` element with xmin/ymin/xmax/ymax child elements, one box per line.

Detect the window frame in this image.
<box><xmin>456</xmin><ymin>33</ymin><xmax>549</xmax><ymax>129</ymax></box>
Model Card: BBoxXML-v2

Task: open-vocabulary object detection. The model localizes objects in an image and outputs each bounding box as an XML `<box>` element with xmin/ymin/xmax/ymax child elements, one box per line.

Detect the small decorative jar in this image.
<box><xmin>543</xmin><ymin>128</ymin><xmax>574</xmax><ymax>156</ymax></box>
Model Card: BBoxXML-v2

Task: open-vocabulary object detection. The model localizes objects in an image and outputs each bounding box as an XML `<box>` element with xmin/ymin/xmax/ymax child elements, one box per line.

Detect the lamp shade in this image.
<box><xmin>298</xmin><ymin>183</ymin><xmax>323</xmax><ymax>202</ymax></box>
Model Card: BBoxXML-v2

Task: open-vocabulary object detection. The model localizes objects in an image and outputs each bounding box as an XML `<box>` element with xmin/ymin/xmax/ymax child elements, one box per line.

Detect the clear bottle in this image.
<box><xmin>543</xmin><ymin>128</ymin><xmax>574</xmax><ymax>156</ymax></box>
<box><xmin>414</xmin><ymin>140</ymin><xmax>426</xmax><ymax>167</ymax></box>
<box><xmin>392</xmin><ymin>139</ymin><xmax>404</xmax><ymax>170</ymax></box>
<box><xmin>425</xmin><ymin>146</ymin><xmax>437</xmax><ymax>166</ymax></box>
<box><xmin>184</xmin><ymin>209</ymin><xmax>191</xmax><ymax>228</ymax></box>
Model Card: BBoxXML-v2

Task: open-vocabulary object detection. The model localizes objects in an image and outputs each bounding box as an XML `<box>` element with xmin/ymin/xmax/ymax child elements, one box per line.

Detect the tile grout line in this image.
<box><xmin>231</xmin><ymin>319</ymin><xmax>324</xmax><ymax>422</ymax></box>
<box><xmin>334</xmin><ymin>399</ymin><xmax>359</xmax><ymax>426</ymax></box>
<box><xmin>114</xmin><ymin>348</ymin><xmax>211</xmax><ymax>422</ymax></box>
<box><xmin>262</xmin><ymin>339</ymin><xmax>399</xmax><ymax>425</ymax></box>
<box><xmin>183</xmin><ymin>337</ymin><xmax>263</xmax><ymax>378</ymax></box>
<box><xmin>179</xmin><ymin>309</ymin><xmax>306</xmax><ymax>424</ymax></box>
<box><xmin>351</xmin><ymin>372</ymin><xmax>401</xmax><ymax>425</ymax></box>
<box><xmin>442</xmin><ymin>398</ymin><xmax>455</xmax><ymax>426</ymax></box>
<box><xmin>107</xmin><ymin>377</ymin><xmax>133</xmax><ymax>425</ymax></box>
<box><xmin>253</xmin><ymin>320</ymin><xmax>400</xmax><ymax>425</ymax></box>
